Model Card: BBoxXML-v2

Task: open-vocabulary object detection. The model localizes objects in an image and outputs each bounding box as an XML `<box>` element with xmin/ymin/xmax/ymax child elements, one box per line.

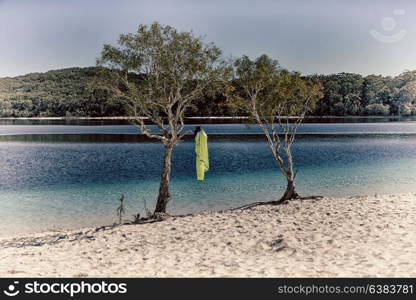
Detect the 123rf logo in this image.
<box><xmin>370</xmin><ymin>8</ymin><xmax>407</xmax><ymax>43</ymax></box>
<box><xmin>3</xmin><ymin>281</ymin><xmax>127</xmax><ymax>297</ymax></box>
<box><xmin>3</xmin><ymin>281</ymin><xmax>20</xmax><ymax>297</ymax></box>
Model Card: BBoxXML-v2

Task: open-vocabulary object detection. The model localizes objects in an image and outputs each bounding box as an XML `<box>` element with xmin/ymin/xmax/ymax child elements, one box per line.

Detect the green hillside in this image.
<box><xmin>0</xmin><ymin>67</ymin><xmax>126</xmax><ymax>117</ymax></box>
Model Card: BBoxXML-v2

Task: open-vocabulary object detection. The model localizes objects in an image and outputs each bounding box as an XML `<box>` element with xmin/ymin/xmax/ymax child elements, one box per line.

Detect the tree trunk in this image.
<box><xmin>154</xmin><ymin>144</ymin><xmax>174</xmax><ymax>214</ymax></box>
<box><xmin>280</xmin><ymin>177</ymin><xmax>299</xmax><ymax>201</ymax></box>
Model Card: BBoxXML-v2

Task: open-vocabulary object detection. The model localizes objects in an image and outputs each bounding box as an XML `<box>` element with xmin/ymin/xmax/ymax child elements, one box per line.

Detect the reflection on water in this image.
<box><xmin>1</xmin><ymin>116</ymin><xmax>416</xmax><ymax>125</ymax></box>
<box><xmin>2</xmin><ymin>122</ymin><xmax>416</xmax><ymax>137</ymax></box>
<box><xmin>0</xmin><ymin>133</ymin><xmax>416</xmax><ymax>236</ymax></box>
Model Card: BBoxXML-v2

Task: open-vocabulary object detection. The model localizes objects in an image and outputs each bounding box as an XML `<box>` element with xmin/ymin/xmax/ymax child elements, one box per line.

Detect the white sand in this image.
<box><xmin>0</xmin><ymin>194</ymin><xmax>415</xmax><ymax>277</ymax></box>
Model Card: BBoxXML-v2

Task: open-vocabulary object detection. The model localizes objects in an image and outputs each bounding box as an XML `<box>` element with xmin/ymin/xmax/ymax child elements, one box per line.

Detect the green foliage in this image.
<box><xmin>91</xmin><ymin>22</ymin><xmax>226</xmax><ymax>143</ymax></box>
<box><xmin>0</xmin><ymin>67</ymin><xmax>125</xmax><ymax>117</ymax></box>
<box><xmin>313</xmin><ymin>71</ymin><xmax>416</xmax><ymax>116</ymax></box>
<box><xmin>313</xmin><ymin>73</ymin><xmax>364</xmax><ymax>116</ymax></box>
<box><xmin>230</xmin><ymin>55</ymin><xmax>323</xmax><ymax>121</ymax></box>
<box><xmin>365</xmin><ymin>103</ymin><xmax>390</xmax><ymax>116</ymax></box>
<box><xmin>1</xmin><ymin>45</ymin><xmax>416</xmax><ymax>118</ymax></box>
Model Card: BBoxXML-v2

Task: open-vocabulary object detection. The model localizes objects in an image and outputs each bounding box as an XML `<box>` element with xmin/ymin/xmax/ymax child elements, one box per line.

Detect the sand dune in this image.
<box><xmin>0</xmin><ymin>194</ymin><xmax>415</xmax><ymax>277</ymax></box>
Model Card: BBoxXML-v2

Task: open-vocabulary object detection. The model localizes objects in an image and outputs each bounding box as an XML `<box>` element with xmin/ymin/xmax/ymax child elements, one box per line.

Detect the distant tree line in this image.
<box><xmin>1</xmin><ymin>67</ymin><xmax>416</xmax><ymax>118</ymax></box>
<box><xmin>0</xmin><ymin>67</ymin><xmax>127</xmax><ymax>117</ymax></box>
<box><xmin>312</xmin><ymin>72</ymin><xmax>416</xmax><ymax>116</ymax></box>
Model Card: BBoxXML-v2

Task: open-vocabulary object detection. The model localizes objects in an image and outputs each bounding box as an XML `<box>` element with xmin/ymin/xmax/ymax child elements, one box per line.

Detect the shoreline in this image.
<box><xmin>1</xmin><ymin>193</ymin><xmax>415</xmax><ymax>277</ymax></box>
<box><xmin>0</xmin><ymin>115</ymin><xmax>413</xmax><ymax>120</ymax></box>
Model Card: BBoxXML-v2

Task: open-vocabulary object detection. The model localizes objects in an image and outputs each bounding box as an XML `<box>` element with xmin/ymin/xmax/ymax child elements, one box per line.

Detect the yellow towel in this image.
<box><xmin>195</xmin><ymin>130</ymin><xmax>209</xmax><ymax>181</ymax></box>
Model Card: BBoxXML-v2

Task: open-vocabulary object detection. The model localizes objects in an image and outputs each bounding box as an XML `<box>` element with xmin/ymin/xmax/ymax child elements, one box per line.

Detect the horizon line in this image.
<box><xmin>1</xmin><ymin>65</ymin><xmax>414</xmax><ymax>79</ymax></box>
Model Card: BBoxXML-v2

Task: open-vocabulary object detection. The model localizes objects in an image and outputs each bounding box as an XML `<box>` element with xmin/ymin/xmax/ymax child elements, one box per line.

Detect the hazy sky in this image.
<box><xmin>0</xmin><ymin>0</ymin><xmax>415</xmax><ymax>77</ymax></box>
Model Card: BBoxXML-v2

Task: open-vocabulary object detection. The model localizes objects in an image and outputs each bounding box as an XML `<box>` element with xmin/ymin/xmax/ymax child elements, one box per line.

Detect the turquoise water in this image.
<box><xmin>0</xmin><ymin>123</ymin><xmax>416</xmax><ymax>236</ymax></box>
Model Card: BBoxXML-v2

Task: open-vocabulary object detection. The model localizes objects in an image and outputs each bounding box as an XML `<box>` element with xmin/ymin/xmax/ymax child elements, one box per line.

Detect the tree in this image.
<box><xmin>391</xmin><ymin>72</ymin><xmax>416</xmax><ymax>115</ymax></box>
<box><xmin>364</xmin><ymin>103</ymin><xmax>390</xmax><ymax>116</ymax></box>
<box><xmin>92</xmin><ymin>23</ymin><xmax>225</xmax><ymax>214</ymax></box>
<box><xmin>314</xmin><ymin>73</ymin><xmax>364</xmax><ymax>116</ymax></box>
<box><xmin>362</xmin><ymin>75</ymin><xmax>392</xmax><ymax>107</ymax></box>
<box><xmin>229</xmin><ymin>55</ymin><xmax>323</xmax><ymax>201</ymax></box>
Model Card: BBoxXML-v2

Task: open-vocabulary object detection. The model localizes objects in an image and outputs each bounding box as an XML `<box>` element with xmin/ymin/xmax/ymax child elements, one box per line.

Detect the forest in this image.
<box><xmin>0</xmin><ymin>67</ymin><xmax>415</xmax><ymax>117</ymax></box>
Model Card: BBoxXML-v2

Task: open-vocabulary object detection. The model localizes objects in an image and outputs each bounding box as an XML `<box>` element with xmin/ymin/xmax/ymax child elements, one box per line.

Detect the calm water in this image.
<box><xmin>0</xmin><ymin>122</ymin><xmax>416</xmax><ymax>236</ymax></box>
<box><xmin>2</xmin><ymin>122</ymin><xmax>416</xmax><ymax>136</ymax></box>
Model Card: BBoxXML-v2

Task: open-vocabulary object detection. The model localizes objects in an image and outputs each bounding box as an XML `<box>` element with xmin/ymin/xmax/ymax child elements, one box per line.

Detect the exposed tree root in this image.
<box><xmin>230</xmin><ymin>195</ymin><xmax>324</xmax><ymax>211</ymax></box>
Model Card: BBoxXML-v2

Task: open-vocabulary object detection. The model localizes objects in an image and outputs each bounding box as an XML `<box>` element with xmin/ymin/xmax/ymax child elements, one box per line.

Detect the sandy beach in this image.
<box><xmin>0</xmin><ymin>193</ymin><xmax>415</xmax><ymax>277</ymax></box>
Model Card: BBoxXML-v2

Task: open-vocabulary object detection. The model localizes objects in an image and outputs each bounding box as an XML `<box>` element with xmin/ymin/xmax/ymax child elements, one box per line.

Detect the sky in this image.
<box><xmin>0</xmin><ymin>0</ymin><xmax>415</xmax><ymax>77</ymax></box>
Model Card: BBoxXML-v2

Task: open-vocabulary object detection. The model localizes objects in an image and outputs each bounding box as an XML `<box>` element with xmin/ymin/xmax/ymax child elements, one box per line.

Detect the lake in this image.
<box><xmin>0</xmin><ymin>121</ymin><xmax>416</xmax><ymax>236</ymax></box>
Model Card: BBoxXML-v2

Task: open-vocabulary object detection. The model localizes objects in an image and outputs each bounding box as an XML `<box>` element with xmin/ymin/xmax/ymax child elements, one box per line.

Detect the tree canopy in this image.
<box><xmin>91</xmin><ymin>22</ymin><xmax>226</xmax><ymax>142</ymax></box>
